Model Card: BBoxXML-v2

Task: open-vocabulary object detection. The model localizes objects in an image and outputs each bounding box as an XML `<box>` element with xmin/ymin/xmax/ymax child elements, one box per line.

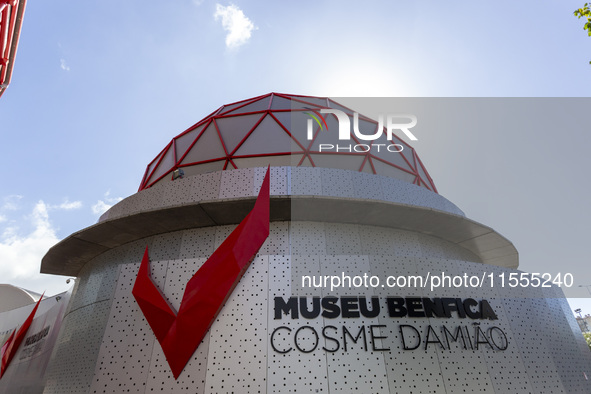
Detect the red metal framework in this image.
<box><xmin>0</xmin><ymin>0</ymin><xmax>26</xmax><ymax>98</ymax></box>
<box><xmin>139</xmin><ymin>93</ymin><xmax>437</xmax><ymax>193</ymax></box>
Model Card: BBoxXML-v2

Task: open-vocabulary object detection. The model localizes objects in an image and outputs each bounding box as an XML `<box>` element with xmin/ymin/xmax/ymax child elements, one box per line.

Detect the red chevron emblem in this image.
<box><xmin>0</xmin><ymin>294</ymin><xmax>43</xmax><ymax>379</ymax></box>
<box><xmin>133</xmin><ymin>168</ymin><xmax>270</xmax><ymax>379</ymax></box>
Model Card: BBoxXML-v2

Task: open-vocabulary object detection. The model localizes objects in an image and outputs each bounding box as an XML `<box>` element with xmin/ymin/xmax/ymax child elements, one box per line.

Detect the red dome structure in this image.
<box><xmin>139</xmin><ymin>93</ymin><xmax>437</xmax><ymax>193</ymax></box>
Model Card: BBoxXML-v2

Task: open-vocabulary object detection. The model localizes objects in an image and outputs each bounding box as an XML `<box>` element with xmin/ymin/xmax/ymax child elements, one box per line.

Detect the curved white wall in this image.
<box><xmin>37</xmin><ymin>168</ymin><xmax>591</xmax><ymax>394</ymax></box>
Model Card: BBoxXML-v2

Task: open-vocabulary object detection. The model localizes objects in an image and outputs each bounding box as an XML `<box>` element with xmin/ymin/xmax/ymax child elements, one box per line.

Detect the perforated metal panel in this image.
<box><xmin>553</xmin><ymin>294</ymin><xmax>591</xmax><ymax>393</ymax></box>
<box><xmin>417</xmin><ymin>259</ymin><xmax>495</xmax><ymax>394</ymax></box>
<box><xmin>178</xmin><ymin>227</ymin><xmax>215</xmax><ymax>260</ymax></box>
<box><xmin>320</xmin><ymin>168</ymin><xmax>354</xmax><ymax>198</ymax></box>
<box><xmin>371</xmin><ymin>256</ymin><xmax>448</xmax><ymax>394</ymax></box>
<box><xmin>43</xmin><ymin>164</ymin><xmax>591</xmax><ymax>394</ymax></box>
<box><xmin>254</xmin><ymin>166</ymin><xmax>289</xmax><ymax>196</ymax></box>
<box><xmin>543</xmin><ymin>297</ymin><xmax>587</xmax><ymax>393</ymax></box>
<box><xmin>260</xmin><ymin>222</ymin><xmax>290</xmax><ymax>255</ymax></box>
<box><xmin>160</xmin><ymin>171</ymin><xmax>222</xmax><ymax>206</ymax></box>
<box><xmin>67</xmin><ymin>248</ymin><xmax>122</xmax><ymax>313</ymax></box>
<box><xmin>352</xmin><ymin>171</ymin><xmax>384</xmax><ymax>201</ymax></box>
<box><xmin>290</xmin><ymin>221</ymin><xmax>327</xmax><ymax>256</ymax></box>
<box><xmin>43</xmin><ymin>300</ymin><xmax>113</xmax><ymax>394</ymax></box>
<box><xmin>268</xmin><ymin>254</ymin><xmax>331</xmax><ymax>393</ymax></box>
<box><xmin>204</xmin><ymin>255</ymin><xmax>269</xmax><ymax>393</ymax></box>
<box><xmin>454</xmin><ymin>262</ymin><xmax>534</xmax><ymax>394</ymax></box>
<box><xmin>102</xmin><ymin>167</ymin><xmax>466</xmax><ymax>225</ymax></box>
<box><xmin>359</xmin><ymin>226</ymin><xmax>422</xmax><ymax>257</ymax></box>
<box><xmin>219</xmin><ymin>167</ymin><xmax>255</xmax><ymax>199</ymax></box>
<box><xmin>320</xmin><ymin>257</ymin><xmax>390</xmax><ymax>393</ymax></box>
<box><xmin>324</xmin><ymin>224</ymin><xmax>362</xmax><ymax>256</ymax></box>
<box><xmin>504</xmin><ymin>297</ymin><xmax>567</xmax><ymax>393</ymax></box>
<box><xmin>290</xmin><ymin>255</ymin><xmax>322</xmax><ymax>297</ymax></box>
<box><xmin>291</xmin><ymin>167</ymin><xmax>322</xmax><ymax>196</ymax></box>
<box><xmin>88</xmin><ymin>259</ymin><xmax>168</xmax><ymax>393</ymax></box>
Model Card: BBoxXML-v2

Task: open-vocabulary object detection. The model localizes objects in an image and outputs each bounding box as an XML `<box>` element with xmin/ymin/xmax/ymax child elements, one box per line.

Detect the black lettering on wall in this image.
<box><xmin>399</xmin><ymin>325</ymin><xmax>420</xmax><ymax>350</ymax></box>
<box><xmin>442</xmin><ymin>325</ymin><xmax>468</xmax><ymax>350</ymax></box>
<box><xmin>359</xmin><ymin>297</ymin><xmax>380</xmax><ymax>318</ymax></box>
<box><xmin>423</xmin><ymin>298</ymin><xmax>444</xmax><ymax>318</ymax></box>
<box><xmin>322</xmin><ymin>326</ymin><xmax>340</xmax><ymax>352</ymax></box>
<box><xmin>300</xmin><ymin>297</ymin><xmax>321</xmax><ymax>319</ymax></box>
<box><xmin>425</xmin><ymin>325</ymin><xmax>445</xmax><ymax>350</ymax></box>
<box><xmin>321</xmin><ymin>297</ymin><xmax>340</xmax><ymax>319</ymax></box>
<box><xmin>463</xmin><ymin>299</ymin><xmax>481</xmax><ymax>319</ymax></box>
<box><xmin>274</xmin><ymin>297</ymin><xmax>298</xmax><ymax>319</ymax></box>
<box><xmin>342</xmin><ymin>325</ymin><xmax>367</xmax><ymax>351</ymax></box>
<box><xmin>341</xmin><ymin>297</ymin><xmax>360</xmax><ymax>318</ymax></box>
<box><xmin>406</xmin><ymin>298</ymin><xmax>425</xmax><ymax>318</ymax></box>
<box><xmin>270</xmin><ymin>326</ymin><xmax>292</xmax><ymax>353</ymax></box>
<box><xmin>387</xmin><ymin>297</ymin><xmax>407</xmax><ymax>317</ymax></box>
<box><xmin>480</xmin><ymin>300</ymin><xmax>498</xmax><ymax>320</ymax></box>
<box><xmin>369</xmin><ymin>325</ymin><xmax>390</xmax><ymax>351</ymax></box>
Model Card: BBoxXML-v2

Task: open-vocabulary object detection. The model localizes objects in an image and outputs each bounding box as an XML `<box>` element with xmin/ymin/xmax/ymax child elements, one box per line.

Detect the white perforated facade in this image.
<box><xmin>1</xmin><ymin>95</ymin><xmax>590</xmax><ymax>393</ymax></box>
<box><xmin>37</xmin><ymin>166</ymin><xmax>591</xmax><ymax>394</ymax></box>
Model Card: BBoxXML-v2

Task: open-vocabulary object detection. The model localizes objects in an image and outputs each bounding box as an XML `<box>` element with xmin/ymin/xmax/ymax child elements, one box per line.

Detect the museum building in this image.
<box><xmin>1</xmin><ymin>93</ymin><xmax>590</xmax><ymax>393</ymax></box>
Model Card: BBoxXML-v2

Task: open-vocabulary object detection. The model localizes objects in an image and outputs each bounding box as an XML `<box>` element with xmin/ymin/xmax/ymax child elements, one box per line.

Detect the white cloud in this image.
<box><xmin>91</xmin><ymin>200</ymin><xmax>111</xmax><ymax>215</ymax></box>
<box><xmin>0</xmin><ymin>197</ymin><xmax>90</xmax><ymax>295</ymax></box>
<box><xmin>60</xmin><ymin>58</ymin><xmax>70</xmax><ymax>71</ymax></box>
<box><xmin>92</xmin><ymin>191</ymin><xmax>123</xmax><ymax>216</ymax></box>
<box><xmin>0</xmin><ymin>201</ymin><xmax>60</xmax><ymax>280</ymax></box>
<box><xmin>214</xmin><ymin>3</ymin><xmax>257</xmax><ymax>48</ymax></box>
<box><xmin>52</xmin><ymin>199</ymin><xmax>82</xmax><ymax>211</ymax></box>
<box><xmin>2</xmin><ymin>195</ymin><xmax>23</xmax><ymax>211</ymax></box>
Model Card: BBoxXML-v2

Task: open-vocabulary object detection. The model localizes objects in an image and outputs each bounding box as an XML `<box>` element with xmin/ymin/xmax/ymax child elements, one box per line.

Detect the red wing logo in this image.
<box><xmin>132</xmin><ymin>168</ymin><xmax>270</xmax><ymax>379</ymax></box>
<box><xmin>0</xmin><ymin>295</ymin><xmax>43</xmax><ymax>379</ymax></box>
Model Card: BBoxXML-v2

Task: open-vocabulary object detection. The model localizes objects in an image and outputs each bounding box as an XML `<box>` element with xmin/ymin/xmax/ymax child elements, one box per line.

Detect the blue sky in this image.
<box><xmin>1</xmin><ymin>1</ymin><xmax>591</xmax><ymax>314</ymax></box>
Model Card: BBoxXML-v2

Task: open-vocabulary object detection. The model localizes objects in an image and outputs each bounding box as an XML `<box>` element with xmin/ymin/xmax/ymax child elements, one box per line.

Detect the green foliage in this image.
<box><xmin>574</xmin><ymin>3</ymin><xmax>591</xmax><ymax>36</ymax></box>
<box><xmin>574</xmin><ymin>3</ymin><xmax>591</xmax><ymax>63</ymax></box>
<box><xmin>584</xmin><ymin>332</ymin><xmax>591</xmax><ymax>350</ymax></box>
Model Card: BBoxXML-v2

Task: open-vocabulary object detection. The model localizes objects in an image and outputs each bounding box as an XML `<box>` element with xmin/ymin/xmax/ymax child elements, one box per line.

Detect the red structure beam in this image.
<box><xmin>0</xmin><ymin>0</ymin><xmax>26</xmax><ymax>98</ymax></box>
